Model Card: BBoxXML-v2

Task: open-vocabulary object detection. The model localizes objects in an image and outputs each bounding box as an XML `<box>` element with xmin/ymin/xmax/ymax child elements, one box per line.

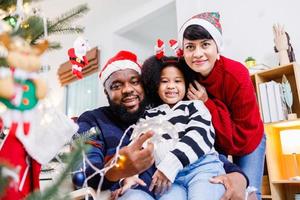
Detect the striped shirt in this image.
<box><xmin>140</xmin><ymin>100</ymin><xmax>217</xmax><ymax>182</ymax></box>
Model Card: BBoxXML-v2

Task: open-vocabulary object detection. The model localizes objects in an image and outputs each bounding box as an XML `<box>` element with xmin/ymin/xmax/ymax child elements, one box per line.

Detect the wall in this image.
<box><xmin>39</xmin><ymin>0</ymin><xmax>300</xmax><ymax>112</ymax></box>
<box><xmin>176</xmin><ymin>0</ymin><xmax>300</xmax><ymax>66</ymax></box>
<box><xmin>39</xmin><ymin>0</ymin><xmax>156</xmax><ymax>110</ymax></box>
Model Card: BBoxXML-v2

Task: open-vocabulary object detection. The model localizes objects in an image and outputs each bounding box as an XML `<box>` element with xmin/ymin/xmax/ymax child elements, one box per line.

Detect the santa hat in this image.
<box><xmin>178</xmin><ymin>12</ymin><xmax>223</xmax><ymax>51</ymax></box>
<box><xmin>99</xmin><ymin>50</ymin><xmax>141</xmax><ymax>83</ymax></box>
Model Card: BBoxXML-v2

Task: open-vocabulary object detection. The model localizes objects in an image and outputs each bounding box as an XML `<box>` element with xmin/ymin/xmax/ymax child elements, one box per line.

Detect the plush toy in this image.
<box><xmin>68</xmin><ymin>36</ymin><xmax>90</xmax><ymax>79</ymax></box>
<box><xmin>0</xmin><ymin>32</ymin><xmax>48</xmax><ymax>199</ymax></box>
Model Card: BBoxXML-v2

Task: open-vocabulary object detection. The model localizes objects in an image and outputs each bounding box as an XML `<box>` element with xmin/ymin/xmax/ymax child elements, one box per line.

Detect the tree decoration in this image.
<box><xmin>3</xmin><ymin>15</ymin><xmax>17</xmax><ymax>28</ymax></box>
<box><xmin>1</xmin><ymin>1</ymin><xmax>89</xmax><ymax>50</ymax></box>
<box><xmin>0</xmin><ymin>0</ymin><xmax>90</xmax><ymax>198</ymax></box>
<box><xmin>68</xmin><ymin>36</ymin><xmax>90</xmax><ymax>79</ymax></box>
<box><xmin>0</xmin><ymin>33</ymin><xmax>49</xmax><ymax>199</ymax></box>
<box><xmin>0</xmin><ymin>162</ymin><xmax>19</xmax><ymax>198</ymax></box>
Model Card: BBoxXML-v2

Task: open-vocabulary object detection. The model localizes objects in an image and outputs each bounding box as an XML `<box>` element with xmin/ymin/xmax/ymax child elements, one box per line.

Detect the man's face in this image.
<box><xmin>104</xmin><ymin>69</ymin><xmax>145</xmax><ymax>113</ymax></box>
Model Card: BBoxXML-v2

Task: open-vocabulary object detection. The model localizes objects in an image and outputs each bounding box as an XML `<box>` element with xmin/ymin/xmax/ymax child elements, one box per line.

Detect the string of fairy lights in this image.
<box><xmin>69</xmin><ymin>126</ymin><xmax>130</xmax><ymax>199</ymax></box>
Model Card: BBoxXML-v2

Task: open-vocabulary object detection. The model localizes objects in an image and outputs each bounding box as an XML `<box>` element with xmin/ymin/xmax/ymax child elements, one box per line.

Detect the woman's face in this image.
<box><xmin>183</xmin><ymin>38</ymin><xmax>218</xmax><ymax>77</ymax></box>
<box><xmin>158</xmin><ymin>66</ymin><xmax>186</xmax><ymax>107</ymax></box>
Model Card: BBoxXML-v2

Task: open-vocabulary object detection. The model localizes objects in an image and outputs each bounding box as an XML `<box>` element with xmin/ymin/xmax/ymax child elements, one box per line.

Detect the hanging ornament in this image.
<box><xmin>3</xmin><ymin>16</ymin><xmax>17</xmax><ymax>29</ymax></box>
<box><xmin>0</xmin><ymin>33</ymin><xmax>50</xmax><ymax>199</ymax></box>
<box><xmin>72</xmin><ymin>170</ymin><xmax>85</xmax><ymax>188</ymax></box>
<box><xmin>68</xmin><ymin>36</ymin><xmax>90</xmax><ymax>79</ymax></box>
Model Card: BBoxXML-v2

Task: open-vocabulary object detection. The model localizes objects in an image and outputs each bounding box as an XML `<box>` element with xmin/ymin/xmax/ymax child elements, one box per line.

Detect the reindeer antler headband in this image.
<box><xmin>154</xmin><ymin>39</ymin><xmax>183</xmax><ymax>60</ymax></box>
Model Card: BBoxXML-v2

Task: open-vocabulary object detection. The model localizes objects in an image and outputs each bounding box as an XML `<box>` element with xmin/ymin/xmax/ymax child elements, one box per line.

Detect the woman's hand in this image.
<box><xmin>187</xmin><ymin>80</ymin><xmax>208</xmax><ymax>102</ymax></box>
<box><xmin>149</xmin><ymin>170</ymin><xmax>171</xmax><ymax>195</ymax></box>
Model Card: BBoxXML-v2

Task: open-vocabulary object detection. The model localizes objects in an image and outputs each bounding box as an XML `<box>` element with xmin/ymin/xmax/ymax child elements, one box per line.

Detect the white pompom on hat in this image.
<box><xmin>178</xmin><ymin>12</ymin><xmax>223</xmax><ymax>52</ymax></box>
<box><xmin>99</xmin><ymin>50</ymin><xmax>141</xmax><ymax>83</ymax></box>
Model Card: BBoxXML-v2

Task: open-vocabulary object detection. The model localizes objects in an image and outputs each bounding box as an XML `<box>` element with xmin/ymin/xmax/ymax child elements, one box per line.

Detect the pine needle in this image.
<box><xmin>31</xmin><ymin>3</ymin><xmax>89</xmax><ymax>43</ymax></box>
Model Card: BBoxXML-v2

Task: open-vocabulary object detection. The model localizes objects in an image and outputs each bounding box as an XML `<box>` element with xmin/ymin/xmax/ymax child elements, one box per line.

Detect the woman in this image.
<box><xmin>178</xmin><ymin>12</ymin><xmax>265</xmax><ymax>199</ymax></box>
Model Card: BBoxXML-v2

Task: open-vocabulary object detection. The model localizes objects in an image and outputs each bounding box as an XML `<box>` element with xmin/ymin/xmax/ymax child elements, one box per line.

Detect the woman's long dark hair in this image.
<box><xmin>141</xmin><ymin>55</ymin><xmax>195</xmax><ymax>107</ymax></box>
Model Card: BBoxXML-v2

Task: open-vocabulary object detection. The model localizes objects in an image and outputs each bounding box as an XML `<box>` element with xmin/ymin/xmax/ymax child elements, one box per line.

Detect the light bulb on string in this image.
<box><xmin>20</xmin><ymin>22</ymin><xmax>29</xmax><ymax>29</ymax></box>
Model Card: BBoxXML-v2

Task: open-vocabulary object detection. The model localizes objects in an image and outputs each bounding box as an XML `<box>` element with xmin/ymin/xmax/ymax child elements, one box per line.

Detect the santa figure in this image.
<box><xmin>68</xmin><ymin>36</ymin><xmax>90</xmax><ymax>79</ymax></box>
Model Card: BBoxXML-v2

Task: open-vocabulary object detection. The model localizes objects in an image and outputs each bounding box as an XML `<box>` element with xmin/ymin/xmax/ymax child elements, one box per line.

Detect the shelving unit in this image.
<box><xmin>250</xmin><ymin>63</ymin><xmax>300</xmax><ymax>199</ymax></box>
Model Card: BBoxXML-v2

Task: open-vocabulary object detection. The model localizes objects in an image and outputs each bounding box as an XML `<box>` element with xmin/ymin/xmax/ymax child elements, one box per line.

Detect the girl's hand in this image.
<box><xmin>110</xmin><ymin>175</ymin><xmax>146</xmax><ymax>200</ymax></box>
<box><xmin>187</xmin><ymin>80</ymin><xmax>208</xmax><ymax>102</ymax></box>
<box><xmin>149</xmin><ymin>170</ymin><xmax>171</xmax><ymax>195</ymax></box>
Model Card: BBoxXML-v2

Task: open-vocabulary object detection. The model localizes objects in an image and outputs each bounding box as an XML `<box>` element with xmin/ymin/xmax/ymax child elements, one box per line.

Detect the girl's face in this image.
<box><xmin>158</xmin><ymin>66</ymin><xmax>186</xmax><ymax>107</ymax></box>
<box><xmin>183</xmin><ymin>38</ymin><xmax>218</xmax><ymax>77</ymax></box>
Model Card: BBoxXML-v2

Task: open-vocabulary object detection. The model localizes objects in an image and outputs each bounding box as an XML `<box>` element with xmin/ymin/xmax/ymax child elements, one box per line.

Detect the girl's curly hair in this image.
<box><xmin>141</xmin><ymin>55</ymin><xmax>195</xmax><ymax>107</ymax></box>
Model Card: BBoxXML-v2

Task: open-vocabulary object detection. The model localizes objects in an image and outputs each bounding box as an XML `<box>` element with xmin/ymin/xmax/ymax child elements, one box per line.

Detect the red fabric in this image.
<box><xmin>199</xmin><ymin>56</ymin><xmax>264</xmax><ymax>156</ymax></box>
<box><xmin>0</xmin><ymin>123</ymin><xmax>41</xmax><ymax>199</ymax></box>
<box><xmin>99</xmin><ymin>50</ymin><xmax>141</xmax><ymax>78</ymax></box>
<box><xmin>72</xmin><ymin>69</ymin><xmax>83</xmax><ymax>79</ymax></box>
<box><xmin>68</xmin><ymin>48</ymin><xmax>89</xmax><ymax>67</ymax></box>
<box><xmin>23</xmin><ymin>122</ymin><xmax>30</xmax><ymax>135</ymax></box>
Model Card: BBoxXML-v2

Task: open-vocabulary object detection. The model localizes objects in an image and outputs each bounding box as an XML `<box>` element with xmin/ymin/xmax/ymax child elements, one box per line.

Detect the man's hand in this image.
<box><xmin>149</xmin><ymin>170</ymin><xmax>171</xmax><ymax>195</ymax></box>
<box><xmin>105</xmin><ymin>131</ymin><xmax>155</xmax><ymax>181</ymax></box>
<box><xmin>210</xmin><ymin>172</ymin><xmax>247</xmax><ymax>200</ymax></box>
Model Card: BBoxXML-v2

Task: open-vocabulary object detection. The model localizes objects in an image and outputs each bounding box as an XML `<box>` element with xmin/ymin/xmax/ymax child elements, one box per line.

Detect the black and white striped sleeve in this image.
<box><xmin>157</xmin><ymin>101</ymin><xmax>215</xmax><ymax>182</ymax></box>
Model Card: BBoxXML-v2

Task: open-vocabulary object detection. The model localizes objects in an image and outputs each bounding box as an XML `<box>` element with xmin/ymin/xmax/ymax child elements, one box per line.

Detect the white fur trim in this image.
<box><xmin>100</xmin><ymin>60</ymin><xmax>141</xmax><ymax>83</ymax></box>
<box><xmin>178</xmin><ymin>18</ymin><xmax>223</xmax><ymax>52</ymax></box>
<box><xmin>170</xmin><ymin>42</ymin><xmax>178</xmax><ymax>50</ymax></box>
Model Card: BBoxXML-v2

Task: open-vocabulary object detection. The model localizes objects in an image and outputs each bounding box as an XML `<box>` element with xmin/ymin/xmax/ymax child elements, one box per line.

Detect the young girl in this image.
<box><xmin>178</xmin><ymin>12</ymin><xmax>265</xmax><ymax>199</ymax></box>
<box><xmin>116</xmin><ymin>54</ymin><xmax>226</xmax><ymax>200</ymax></box>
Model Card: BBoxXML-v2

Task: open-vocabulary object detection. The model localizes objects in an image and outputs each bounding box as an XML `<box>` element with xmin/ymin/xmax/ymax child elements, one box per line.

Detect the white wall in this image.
<box><xmin>39</xmin><ymin>0</ymin><xmax>300</xmax><ymax>112</ymax></box>
<box><xmin>176</xmin><ymin>0</ymin><xmax>300</xmax><ymax>66</ymax></box>
<box><xmin>39</xmin><ymin>0</ymin><xmax>157</xmax><ymax>110</ymax></box>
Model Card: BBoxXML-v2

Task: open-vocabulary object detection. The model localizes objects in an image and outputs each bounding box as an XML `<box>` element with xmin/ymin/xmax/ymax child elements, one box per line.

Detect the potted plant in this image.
<box><xmin>245</xmin><ymin>57</ymin><xmax>256</xmax><ymax>68</ymax></box>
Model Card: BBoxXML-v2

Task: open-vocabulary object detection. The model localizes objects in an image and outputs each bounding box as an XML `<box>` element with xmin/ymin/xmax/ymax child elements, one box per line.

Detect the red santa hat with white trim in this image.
<box><xmin>178</xmin><ymin>12</ymin><xmax>223</xmax><ymax>52</ymax></box>
<box><xmin>99</xmin><ymin>50</ymin><xmax>141</xmax><ymax>83</ymax></box>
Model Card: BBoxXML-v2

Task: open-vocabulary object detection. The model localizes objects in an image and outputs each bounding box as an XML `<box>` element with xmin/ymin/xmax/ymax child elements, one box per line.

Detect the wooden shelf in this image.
<box><xmin>262</xmin><ymin>194</ymin><xmax>272</xmax><ymax>199</ymax></box>
<box><xmin>265</xmin><ymin>118</ymin><xmax>300</xmax><ymax>127</ymax></box>
<box><xmin>251</xmin><ymin>62</ymin><xmax>300</xmax><ymax>200</ymax></box>
<box><xmin>272</xmin><ymin>180</ymin><xmax>300</xmax><ymax>184</ymax></box>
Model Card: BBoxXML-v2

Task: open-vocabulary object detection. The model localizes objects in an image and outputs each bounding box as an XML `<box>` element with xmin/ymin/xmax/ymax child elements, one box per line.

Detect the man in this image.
<box><xmin>74</xmin><ymin>50</ymin><xmax>249</xmax><ymax>200</ymax></box>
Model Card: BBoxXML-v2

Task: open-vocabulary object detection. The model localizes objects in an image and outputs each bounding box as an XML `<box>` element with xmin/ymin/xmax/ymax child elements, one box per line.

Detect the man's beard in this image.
<box><xmin>108</xmin><ymin>98</ymin><xmax>147</xmax><ymax>125</ymax></box>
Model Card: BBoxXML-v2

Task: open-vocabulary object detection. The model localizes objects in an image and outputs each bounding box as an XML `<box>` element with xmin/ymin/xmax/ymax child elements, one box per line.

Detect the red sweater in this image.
<box><xmin>199</xmin><ymin>56</ymin><xmax>264</xmax><ymax>156</ymax></box>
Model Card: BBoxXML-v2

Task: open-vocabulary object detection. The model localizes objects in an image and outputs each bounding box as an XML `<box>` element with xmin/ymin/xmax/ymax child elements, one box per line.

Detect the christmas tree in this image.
<box><xmin>1</xmin><ymin>0</ymin><xmax>89</xmax><ymax>47</ymax></box>
<box><xmin>0</xmin><ymin>0</ymin><xmax>89</xmax><ymax>199</ymax></box>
